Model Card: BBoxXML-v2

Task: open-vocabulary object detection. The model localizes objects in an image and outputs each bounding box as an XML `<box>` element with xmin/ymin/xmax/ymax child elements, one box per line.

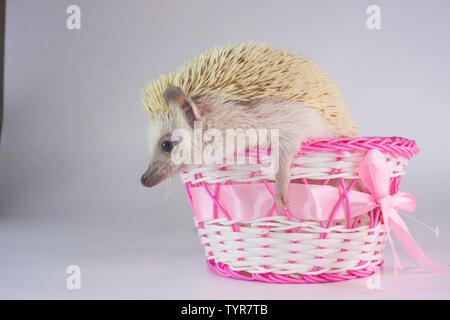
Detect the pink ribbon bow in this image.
<box><xmin>358</xmin><ymin>150</ymin><xmax>444</xmax><ymax>290</ymax></box>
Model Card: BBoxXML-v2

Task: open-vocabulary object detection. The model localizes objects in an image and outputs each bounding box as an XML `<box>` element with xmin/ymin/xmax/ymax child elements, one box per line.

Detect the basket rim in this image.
<box><xmin>298</xmin><ymin>136</ymin><xmax>418</xmax><ymax>159</ymax></box>
<box><xmin>181</xmin><ymin>136</ymin><xmax>416</xmax><ymax>185</ymax></box>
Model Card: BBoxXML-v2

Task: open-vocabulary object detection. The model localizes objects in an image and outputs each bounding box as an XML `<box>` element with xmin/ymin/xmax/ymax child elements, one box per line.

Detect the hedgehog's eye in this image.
<box><xmin>161</xmin><ymin>140</ymin><xmax>173</xmax><ymax>153</ymax></box>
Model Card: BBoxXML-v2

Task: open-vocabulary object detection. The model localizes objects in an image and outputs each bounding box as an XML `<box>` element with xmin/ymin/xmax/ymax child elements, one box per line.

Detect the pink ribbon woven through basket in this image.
<box><xmin>182</xmin><ymin>137</ymin><xmax>441</xmax><ymax>285</ymax></box>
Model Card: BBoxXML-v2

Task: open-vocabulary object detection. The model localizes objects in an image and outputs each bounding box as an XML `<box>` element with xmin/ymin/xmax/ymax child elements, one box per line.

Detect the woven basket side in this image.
<box><xmin>185</xmin><ymin>137</ymin><xmax>418</xmax><ymax>283</ymax></box>
<box><xmin>196</xmin><ymin>216</ymin><xmax>386</xmax><ymax>276</ymax></box>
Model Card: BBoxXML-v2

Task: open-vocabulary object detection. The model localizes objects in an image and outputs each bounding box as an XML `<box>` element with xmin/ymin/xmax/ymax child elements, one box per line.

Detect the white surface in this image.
<box><xmin>0</xmin><ymin>190</ymin><xmax>448</xmax><ymax>299</ymax></box>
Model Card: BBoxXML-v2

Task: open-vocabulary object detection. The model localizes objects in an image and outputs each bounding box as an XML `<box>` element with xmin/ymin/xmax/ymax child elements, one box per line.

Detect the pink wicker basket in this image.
<box><xmin>181</xmin><ymin>137</ymin><xmax>428</xmax><ymax>284</ymax></box>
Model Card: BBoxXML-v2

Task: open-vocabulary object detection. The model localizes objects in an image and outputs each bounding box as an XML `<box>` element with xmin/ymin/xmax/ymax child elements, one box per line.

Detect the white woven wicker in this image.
<box><xmin>181</xmin><ymin>151</ymin><xmax>408</xmax><ymax>184</ymax></box>
<box><xmin>196</xmin><ymin>215</ymin><xmax>386</xmax><ymax>275</ymax></box>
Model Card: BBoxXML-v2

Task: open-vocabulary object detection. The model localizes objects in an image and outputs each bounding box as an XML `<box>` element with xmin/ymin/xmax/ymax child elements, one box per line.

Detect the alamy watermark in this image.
<box><xmin>367</xmin><ymin>5</ymin><xmax>381</xmax><ymax>30</ymax></box>
<box><xmin>66</xmin><ymin>5</ymin><xmax>81</xmax><ymax>30</ymax></box>
<box><xmin>169</xmin><ymin>121</ymin><xmax>280</xmax><ymax>173</ymax></box>
<box><xmin>366</xmin><ymin>270</ymin><xmax>382</xmax><ymax>290</ymax></box>
<box><xmin>66</xmin><ymin>265</ymin><xmax>81</xmax><ymax>290</ymax></box>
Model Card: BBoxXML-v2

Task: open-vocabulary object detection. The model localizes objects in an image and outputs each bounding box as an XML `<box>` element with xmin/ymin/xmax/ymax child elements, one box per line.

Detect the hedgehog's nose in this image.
<box><xmin>141</xmin><ymin>173</ymin><xmax>153</xmax><ymax>186</ymax></box>
<box><xmin>141</xmin><ymin>174</ymin><xmax>147</xmax><ymax>186</ymax></box>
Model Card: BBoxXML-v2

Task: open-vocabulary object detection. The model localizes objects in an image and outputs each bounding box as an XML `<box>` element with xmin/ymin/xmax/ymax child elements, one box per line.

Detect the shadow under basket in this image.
<box><xmin>181</xmin><ymin>137</ymin><xmax>419</xmax><ymax>284</ymax></box>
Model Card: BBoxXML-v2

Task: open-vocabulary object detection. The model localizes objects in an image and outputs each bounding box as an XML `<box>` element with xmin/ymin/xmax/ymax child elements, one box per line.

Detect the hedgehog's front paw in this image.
<box><xmin>275</xmin><ymin>183</ymin><xmax>290</xmax><ymax>210</ymax></box>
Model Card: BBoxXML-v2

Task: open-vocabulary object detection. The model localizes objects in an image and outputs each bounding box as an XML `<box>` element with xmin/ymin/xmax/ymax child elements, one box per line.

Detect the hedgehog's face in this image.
<box><xmin>141</xmin><ymin>86</ymin><xmax>201</xmax><ymax>188</ymax></box>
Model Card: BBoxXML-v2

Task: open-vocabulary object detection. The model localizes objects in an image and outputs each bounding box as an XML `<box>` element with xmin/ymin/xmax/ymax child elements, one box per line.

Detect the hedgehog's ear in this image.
<box><xmin>163</xmin><ymin>86</ymin><xmax>201</xmax><ymax>128</ymax></box>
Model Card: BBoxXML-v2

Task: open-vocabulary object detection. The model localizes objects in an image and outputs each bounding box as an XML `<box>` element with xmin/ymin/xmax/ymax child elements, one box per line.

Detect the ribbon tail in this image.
<box><xmin>386</xmin><ymin>229</ymin><xmax>404</xmax><ymax>292</ymax></box>
<box><xmin>381</xmin><ymin>206</ymin><xmax>403</xmax><ymax>292</ymax></box>
<box><xmin>389</xmin><ymin>212</ymin><xmax>446</xmax><ymax>274</ymax></box>
<box><xmin>389</xmin><ymin>263</ymin><xmax>398</xmax><ymax>293</ymax></box>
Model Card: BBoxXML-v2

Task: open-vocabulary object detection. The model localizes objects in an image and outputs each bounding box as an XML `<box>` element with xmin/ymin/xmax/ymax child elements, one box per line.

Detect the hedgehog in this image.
<box><xmin>140</xmin><ymin>43</ymin><xmax>357</xmax><ymax>209</ymax></box>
